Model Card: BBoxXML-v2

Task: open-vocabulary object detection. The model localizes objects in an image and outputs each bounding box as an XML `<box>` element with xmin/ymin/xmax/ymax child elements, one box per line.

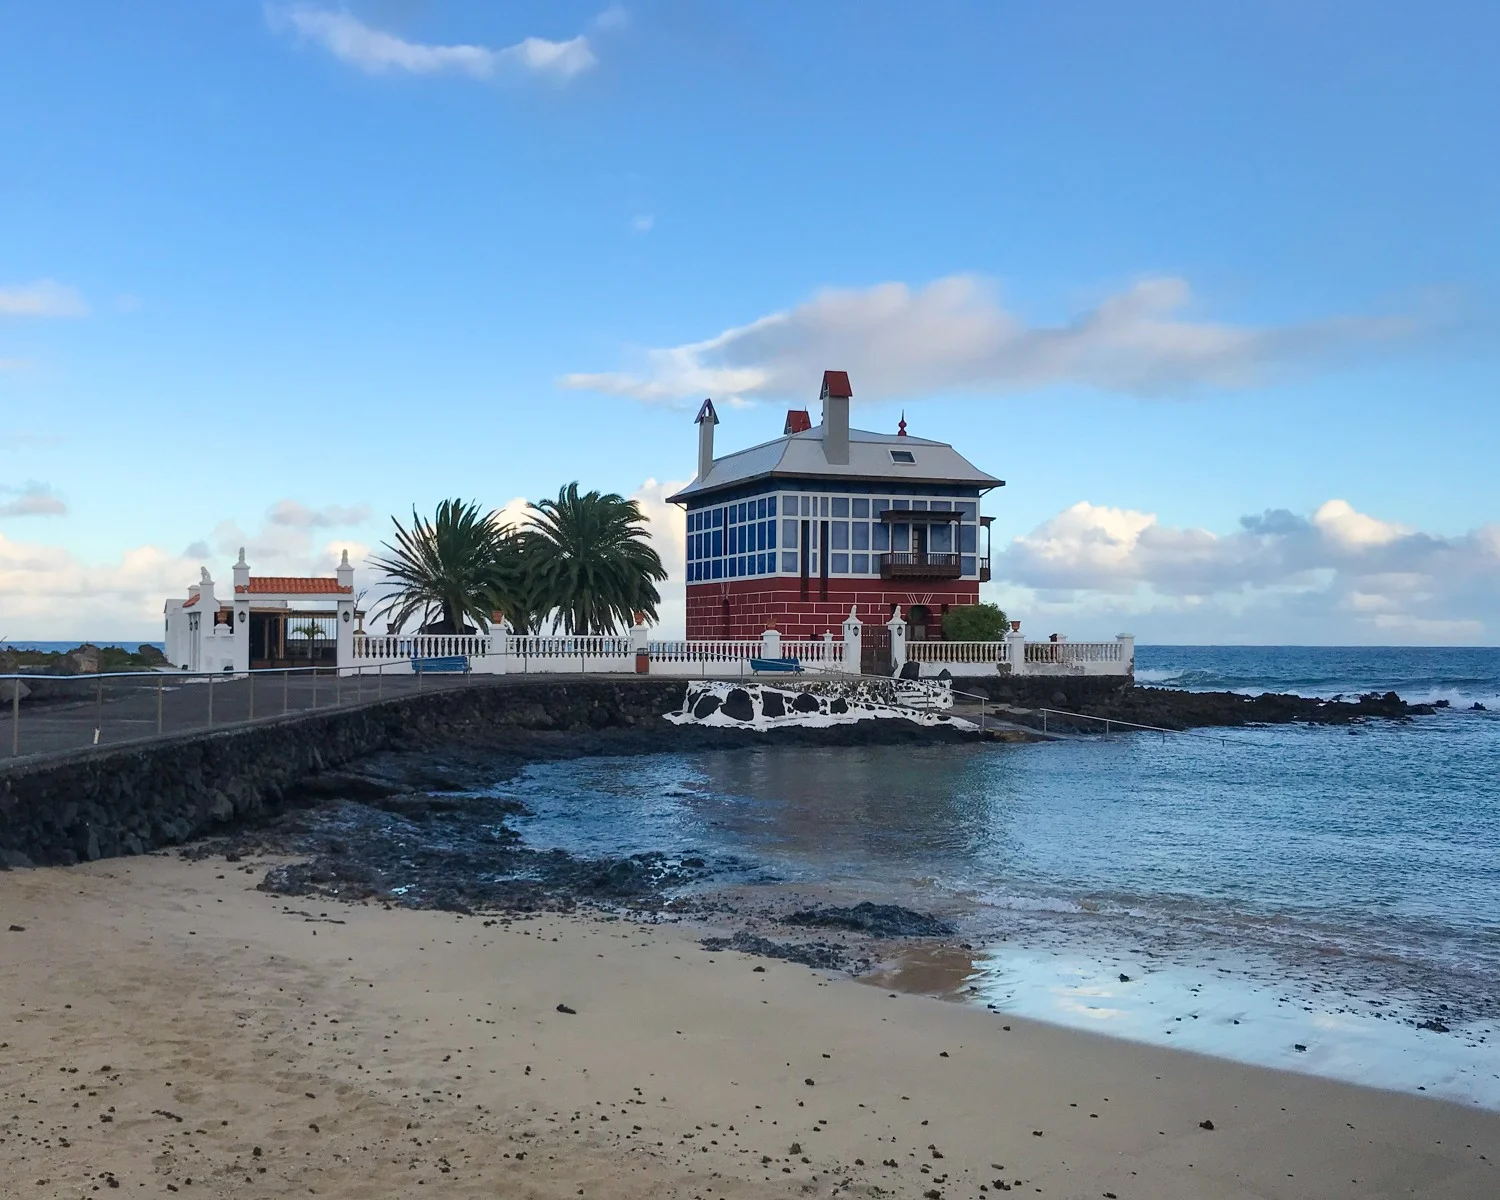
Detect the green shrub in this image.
<box><xmin>941</xmin><ymin>602</ymin><xmax>1010</xmax><ymax>642</ymax></box>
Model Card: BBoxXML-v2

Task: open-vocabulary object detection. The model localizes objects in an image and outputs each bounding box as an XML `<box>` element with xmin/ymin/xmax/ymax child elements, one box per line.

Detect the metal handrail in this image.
<box><xmin>949</xmin><ymin>686</ymin><xmax>1266</xmax><ymax>747</ymax></box>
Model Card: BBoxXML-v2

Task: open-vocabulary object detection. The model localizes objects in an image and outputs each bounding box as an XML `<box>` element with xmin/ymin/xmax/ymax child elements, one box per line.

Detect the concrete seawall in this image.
<box><xmin>0</xmin><ymin>678</ymin><xmax>686</xmax><ymax>868</ymax></box>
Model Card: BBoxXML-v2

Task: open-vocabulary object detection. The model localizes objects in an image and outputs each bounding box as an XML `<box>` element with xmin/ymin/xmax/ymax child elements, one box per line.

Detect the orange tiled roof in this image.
<box><xmin>181</xmin><ymin>593</ymin><xmax>200</xmax><ymax>607</ymax></box>
<box><xmin>235</xmin><ymin>577</ymin><xmax>352</xmax><ymax>595</ymax></box>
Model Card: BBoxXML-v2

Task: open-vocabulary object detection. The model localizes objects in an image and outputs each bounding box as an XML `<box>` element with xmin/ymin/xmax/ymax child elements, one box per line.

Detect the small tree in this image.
<box><xmin>941</xmin><ymin>602</ymin><xmax>1010</xmax><ymax>641</ymax></box>
<box><xmin>293</xmin><ymin>620</ymin><xmax>323</xmax><ymax>662</ymax></box>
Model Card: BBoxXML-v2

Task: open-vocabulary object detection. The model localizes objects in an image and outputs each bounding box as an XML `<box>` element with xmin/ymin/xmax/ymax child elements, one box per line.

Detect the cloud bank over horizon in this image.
<box><xmin>563</xmin><ymin>275</ymin><xmax>1417</xmax><ymax>407</ymax></box>
<box><xmin>990</xmin><ymin>497</ymin><xmax>1500</xmax><ymax>644</ymax></box>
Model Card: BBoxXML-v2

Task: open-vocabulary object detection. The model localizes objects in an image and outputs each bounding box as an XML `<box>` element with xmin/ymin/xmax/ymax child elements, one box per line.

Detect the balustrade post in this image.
<box><xmin>1117</xmin><ymin>633</ymin><xmax>1136</xmax><ymax>678</ymax></box>
<box><xmin>1005</xmin><ymin>630</ymin><xmax>1026</xmax><ymax>676</ymax></box>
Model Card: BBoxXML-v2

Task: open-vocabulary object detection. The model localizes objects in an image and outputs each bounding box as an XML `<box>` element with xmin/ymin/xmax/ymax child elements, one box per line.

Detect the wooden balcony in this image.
<box><xmin>878</xmin><ymin>552</ymin><xmax>963</xmax><ymax>581</ymax></box>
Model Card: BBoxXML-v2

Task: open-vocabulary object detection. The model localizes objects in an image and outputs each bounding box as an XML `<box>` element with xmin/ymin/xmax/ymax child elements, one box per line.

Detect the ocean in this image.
<box><xmin>499</xmin><ymin>645</ymin><xmax>1500</xmax><ymax>1108</ymax></box>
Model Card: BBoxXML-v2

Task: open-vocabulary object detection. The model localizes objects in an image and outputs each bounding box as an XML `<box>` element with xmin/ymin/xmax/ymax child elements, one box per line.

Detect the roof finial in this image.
<box><xmin>897</xmin><ymin>411</ymin><xmax>907</xmax><ymax>437</ymax></box>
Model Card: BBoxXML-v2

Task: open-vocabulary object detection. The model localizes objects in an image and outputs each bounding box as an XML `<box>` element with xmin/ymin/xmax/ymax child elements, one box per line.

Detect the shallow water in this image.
<box><xmin>503</xmin><ymin>647</ymin><xmax>1500</xmax><ymax>1107</ymax></box>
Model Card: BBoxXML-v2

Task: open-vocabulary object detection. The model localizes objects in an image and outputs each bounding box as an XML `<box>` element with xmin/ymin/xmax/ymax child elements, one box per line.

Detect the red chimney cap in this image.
<box><xmin>819</xmin><ymin>370</ymin><xmax>853</xmax><ymax>400</ymax></box>
<box><xmin>783</xmin><ymin>409</ymin><xmax>812</xmax><ymax>434</ymax></box>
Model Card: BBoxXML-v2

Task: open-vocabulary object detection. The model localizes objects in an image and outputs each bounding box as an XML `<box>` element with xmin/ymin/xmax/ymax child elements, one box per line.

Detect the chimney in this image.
<box><xmin>695</xmin><ymin>398</ymin><xmax>719</xmax><ymax>480</ymax></box>
<box><xmin>820</xmin><ymin>370</ymin><xmax>852</xmax><ymax>465</ymax></box>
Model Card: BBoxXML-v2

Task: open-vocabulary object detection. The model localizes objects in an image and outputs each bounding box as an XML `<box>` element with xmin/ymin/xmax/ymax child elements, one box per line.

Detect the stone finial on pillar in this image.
<box><xmin>232</xmin><ymin>547</ymin><xmax>250</xmax><ymax>592</ymax></box>
<box><xmin>336</xmin><ymin>547</ymin><xmax>354</xmax><ymax>592</ymax></box>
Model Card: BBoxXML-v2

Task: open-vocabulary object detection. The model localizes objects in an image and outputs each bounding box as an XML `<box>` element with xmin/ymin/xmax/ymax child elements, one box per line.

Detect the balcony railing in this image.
<box><xmin>878</xmin><ymin>551</ymin><xmax>963</xmax><ymax>580</ymax></box>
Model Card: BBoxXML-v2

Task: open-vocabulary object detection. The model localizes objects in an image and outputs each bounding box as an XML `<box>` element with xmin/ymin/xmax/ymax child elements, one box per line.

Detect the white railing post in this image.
<box><xmin>1005</xmin><ymin>629</ymin><xmax>1026</xmax><ymax>675</ymax></box>
<box><xmin>760</xmin><ymin>625</ymin><xmax>782</xmax><ymax>662</ymax></box>
<box><xmin>1117</xmin><ymin>633</ymin><xmax>1135</xmax><ymax>676</ymax></box>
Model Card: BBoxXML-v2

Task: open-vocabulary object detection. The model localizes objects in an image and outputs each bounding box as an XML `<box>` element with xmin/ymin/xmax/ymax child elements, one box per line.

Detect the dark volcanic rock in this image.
<box><xmin>700</xmin><ymin>932</ymin><xmax>864</xmax><ymax>972</ymax></box>
<box><xmin>784</xmin><ymin>901</ymin><xmax>955</xmax><ymax>938</ymax></box>
<box><xmin>791</xmin><ymin>692</ymin><xmax>821</xmax><ymax>714</ymax></box>
<box><xmin>721</xmin><ymin>688</ymin><xmax>756</xmax><ymax>722</ymax></box>
<box><xmin>691</xmin><ymin>692</ymin><xmax>722</xmax><ymax>719</ymax></box>
<box><xmin>761</xmin><ymin>690</ymin><xmax>786</xmax><ymax>719</ymax></box>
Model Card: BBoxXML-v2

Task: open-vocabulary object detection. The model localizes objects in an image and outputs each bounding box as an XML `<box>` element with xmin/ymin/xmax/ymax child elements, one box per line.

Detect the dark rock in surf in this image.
<box><xmin>784</xmin><ymin>901</ymin><xmax>955</xmax><ymax>938</ymax></box>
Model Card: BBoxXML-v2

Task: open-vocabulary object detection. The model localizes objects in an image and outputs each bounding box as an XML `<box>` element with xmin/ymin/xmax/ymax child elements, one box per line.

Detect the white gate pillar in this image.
<box><xmin>760</xmin><ymin>624</ymin><xmax>783</xmax><ymax>661</ymax></box>
<box><xmin>841</xmin><ymin>606</ymin><xmax>862</xmax><ymax>675</ymax></box>
<box><xmin>887</xmin><ymin>606</ymin><xmax>907</xmax><ymax>674</ymax></box>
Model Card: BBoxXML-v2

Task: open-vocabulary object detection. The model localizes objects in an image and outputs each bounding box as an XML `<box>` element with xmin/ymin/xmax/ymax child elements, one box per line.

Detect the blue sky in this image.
<box><xmin>2</xmin><ymin>1</ymin><xmax>1497</xmax><ymax>641</ymax></box>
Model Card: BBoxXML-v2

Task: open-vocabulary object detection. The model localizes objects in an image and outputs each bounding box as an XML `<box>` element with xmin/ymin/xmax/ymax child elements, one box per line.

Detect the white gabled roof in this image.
<box><xmin>666</xmin><ymin>425</ymin><xmax>1003</xmax><ymax>504</ymax></box>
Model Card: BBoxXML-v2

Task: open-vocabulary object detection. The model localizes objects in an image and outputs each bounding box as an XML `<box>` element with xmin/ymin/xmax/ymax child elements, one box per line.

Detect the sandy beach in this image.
<box><xmin>2</xmin><ymin>855</ymin><xmax>1496</xmax><ymax>1199</ymax></box>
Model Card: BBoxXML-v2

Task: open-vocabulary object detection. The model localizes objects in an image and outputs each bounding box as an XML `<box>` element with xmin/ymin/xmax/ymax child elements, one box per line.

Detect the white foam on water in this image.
<box><xmin>968</xmin><ymin>947</ymin><xmax>1500</xmax><ymax>1110</ymax></box>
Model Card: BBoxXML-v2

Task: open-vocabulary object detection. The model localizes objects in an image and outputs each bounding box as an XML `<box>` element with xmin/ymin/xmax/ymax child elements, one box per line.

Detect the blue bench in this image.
<box><xmin>412</xmin><ymin>655</ymin><xmax>470</xmax><ymax>674</ymax></box>
<box><xmin>750</xmin><ymin>656</ymin><xmax>803</xmax><ymax>674</ymax></box>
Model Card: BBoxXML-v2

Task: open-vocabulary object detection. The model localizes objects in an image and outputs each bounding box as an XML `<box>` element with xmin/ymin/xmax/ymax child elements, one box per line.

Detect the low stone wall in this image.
<box><xmin>0</xmin><ymin>678</ymin><xmax>685</xmax><ymax>868</ymax></box>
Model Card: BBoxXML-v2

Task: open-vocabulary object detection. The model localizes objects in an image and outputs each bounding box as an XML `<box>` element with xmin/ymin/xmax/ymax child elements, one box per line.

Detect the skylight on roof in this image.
<box><xmin>889</xmin><ymin>449</ymin><xmax>916</xmax><ymax>464</ymax></box>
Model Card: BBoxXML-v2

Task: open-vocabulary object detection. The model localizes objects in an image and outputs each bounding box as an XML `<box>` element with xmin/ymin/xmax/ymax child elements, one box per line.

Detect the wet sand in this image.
<box><xmin>3</xmin><ymin>855</ymin><xmax>1497</xmax><ymax>1199</ymax></box>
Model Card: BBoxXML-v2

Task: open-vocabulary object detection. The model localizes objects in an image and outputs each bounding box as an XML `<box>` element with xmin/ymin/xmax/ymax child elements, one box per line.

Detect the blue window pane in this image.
<box><xmin>767</xmin><ymin>496</ymin><xmax>777</xmax><ymax>517</ymax></box>
<box><xmin>728</xmin><ymin>557</ymin><xmax>738</xmax><ymax>578</ymax></box>
<box><xmin>852</xmin><ymin>523</ymin><xmax>869</xmax><ymax>551</ymax></box>
<box><xmin>831</xmin><ymin>521</ymin><xmax>849</xmax><ymax>550</ymax></box>
<box><xmin>738</xmin><ymin>503</ymin><xmax>748</xmax><ymax>522</ymax></box>
<box><xmin>873</xmin><ymin>524</ymin><xmax>890</xmax><ymax>550</ymax></box>
<box><xmin>831</xmin><ymin>553</ymin><xmax>849</xmax><ymax>574</ymax></box>
<box><xmin>757</xmin><ymin>497</ymin><xmax>767</xmax><ymax>519</ymax></box>
<box><xmin>958</xmin><ymin>502</ymin><xmax>977</xmax><ymax>520</ymax></box>
<box><xmin>711</xmin><ymin>530</ymin><xmax>722</xmax><ymax>556</ymax></box>
<box><xmin>756</xmin><ymin>522</ymin><xmax>766</xmax><ymax>551</ymax></box>
<box><xmin>852</xmin><ymin>498</ymin><xmax>869</xmax><ymax>518</ymax></box>
<box><xmin>961</xmin><ymin>556</ymin><xmax>976</xmax><ymax>575</ymax></box>
<box><xmin>712</xmin><ymin>560</ymin><xmax>723</xmax><ymax>579</ymax></box>
<box><xmin>892</xmin><ymin>499</ymin><xmax>909</xmax><ymax>510</ymax></box>
<box><xmin>852</xmin><ymin>554</ymin><xmax>869</xmax><ymax>574</ymax></box>
<box><xmin>832</xmin><ymin>497</ymin><xmax>849</xmax><ymax>518</ymax></box>
<box><xmin>767</xmin><ymin>522</ymin><xmax>776</xmax><ymax>549</ymax></box>
<box><xmin>757</xmin><ymin>553</ymin><xmax>767</xmax><ymax>574</ymax></box>
<box><xmin>738</xmin><ymin>556</ymin><xmax>748</xmax><ymax>575</ymax></box>
<box><xmin>781</xmin><ymin>551</ymin><xmax>798</xmax><ymax>572</ymax></box>
<box><xmin>930</xmin><ymin>500</ymin><xmax>951</xmax><ymax>511</ymax></box>
<box><xmin>911</xmin><ymin>499</ymin><xmax>928</xmax><ymax>511</ymax></box>
<box><xmin>960</xmin><ymin>525</ymin><xmax>977</xmax><ymax>552</ymax></box>
<box><xmin>893</xmin><ymin>525</ymin><xmax>910</xmax><ymax>551</ymax></box>
<box><xmin>930</xmin><ymin>525</ymin><xmax>952</xmax><ymax>553</ymax></box>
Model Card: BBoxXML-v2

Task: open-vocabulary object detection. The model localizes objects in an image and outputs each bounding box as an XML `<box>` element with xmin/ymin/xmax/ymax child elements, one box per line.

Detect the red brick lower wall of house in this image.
<box><xmin>685</xmin><ymin>579</ymin><xmax>981</xmax><ymax>640</ymax></box>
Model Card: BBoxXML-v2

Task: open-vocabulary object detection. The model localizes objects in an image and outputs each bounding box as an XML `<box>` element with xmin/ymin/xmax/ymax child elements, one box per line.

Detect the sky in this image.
<box><xmin>2</xmin><ymin>0</ymin><xmax>1498</xmax><ymax>643</ymax></box>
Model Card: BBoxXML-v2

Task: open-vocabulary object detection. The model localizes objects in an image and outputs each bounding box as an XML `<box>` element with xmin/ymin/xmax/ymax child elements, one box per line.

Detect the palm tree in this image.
<box><xmin>528</xmin><ymin>483</ymin><xmax>667</xmax><ymax>635</ymax></box>
<box><xmin>370</xmin><ymin>499</ymin><xmax>524</xmax><ymax>634</ymax></box>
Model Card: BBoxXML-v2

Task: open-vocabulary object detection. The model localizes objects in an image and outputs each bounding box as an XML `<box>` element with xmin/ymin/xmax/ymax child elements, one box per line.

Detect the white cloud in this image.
<box><xmin>0</xmin><ymin>502</ymin><xmax>373</xmax><ymax>640</ymax></box>
<box><xmin>0</xmin><ymin>484</ymin><xmax>66</xmax><ymax>518</ymax></box>
<box><xmin>991</xmin><ymin>498</ymin><xmax>1500</xmax><ymax>643</ymax></box>
<box><xmin>269</xmin><ymin>5</ymin><xmax>601</xmax><ymax>82</ymax></box>
<box><xmin>631</xmin><ymin>214</ymin><xmax>655</xmax><ymax>234</ymax></box>
<box><xmin>0</xmin><ymin>280</ymin><xmax>88</xmax><ymax>318</ymax></box>
<box><xmin>562</xmin><ymin>275</ymin><xmax>1416</xmax><ymax>406</ymax></box>
<box><xmin>630</xmin><ymin>477</ymin><xmax>688</xmax><ymax>636</ymax></box>
<box><xmin>266</xmin><ymin>498</ymin><xmax>371</xmax><ymax>528</ymax></box>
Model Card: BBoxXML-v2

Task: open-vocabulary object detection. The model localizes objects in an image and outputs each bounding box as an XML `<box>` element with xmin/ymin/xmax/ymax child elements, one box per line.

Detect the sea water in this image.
<box><xmin>503</xmin><ymin>646</ymin><xmax>1500</xmax><ymax>1108</ymax></box>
